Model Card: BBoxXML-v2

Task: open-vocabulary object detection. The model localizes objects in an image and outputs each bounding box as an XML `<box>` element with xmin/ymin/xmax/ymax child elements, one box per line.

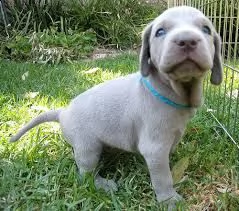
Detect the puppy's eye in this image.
<box><xmin>155</xmin><ymin>28</ymin><xmax>166</xmax><ymax>37</ymax></box>
<box><xmin>202</xmin><ymin>25</ymin><xmax>211</xmax><ymax>35</ymax></box>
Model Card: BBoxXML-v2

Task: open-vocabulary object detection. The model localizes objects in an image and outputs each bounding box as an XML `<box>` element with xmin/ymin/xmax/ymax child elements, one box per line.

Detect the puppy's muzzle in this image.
<box><xmin>163</xmin><ymin>29</ymin><xmax>208</xmax><ymax>76</ymax></box>
<box><xmin>172</xmin><ymin>30</ymin><xmax>202</xmax><ymax>53</ymax></box>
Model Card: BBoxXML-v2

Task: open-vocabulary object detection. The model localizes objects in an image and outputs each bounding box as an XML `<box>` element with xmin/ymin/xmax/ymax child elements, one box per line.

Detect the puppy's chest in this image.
<box><xmin>145</xmin><ymin>106</ymin><xmax>195</xmax><ymax>132</ymax></box>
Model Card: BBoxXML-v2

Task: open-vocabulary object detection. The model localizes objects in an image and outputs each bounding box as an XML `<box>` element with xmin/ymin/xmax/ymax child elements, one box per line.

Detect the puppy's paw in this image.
<box><xmin>157</xmin><ymin>192</ymin><xmax>183</xmax><ymax>211</ymax></box>
<box><xmin>94</xmin><ymin>175</ymin><xmax>118</xmax><ymax>192</ymax></box>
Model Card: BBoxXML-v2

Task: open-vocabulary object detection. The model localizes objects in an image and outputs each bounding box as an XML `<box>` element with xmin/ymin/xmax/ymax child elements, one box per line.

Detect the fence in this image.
<box><xmin>168</xmin><ymin>0</ymin><xmax>239</xmax><ymax>146</ymax></box>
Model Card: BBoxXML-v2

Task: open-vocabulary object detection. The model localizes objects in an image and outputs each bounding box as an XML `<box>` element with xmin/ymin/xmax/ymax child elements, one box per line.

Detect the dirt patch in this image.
<box><xmin>90</xmin><ymin>47</ymin><xmax>138</xmax><ymax>60</ymax></box>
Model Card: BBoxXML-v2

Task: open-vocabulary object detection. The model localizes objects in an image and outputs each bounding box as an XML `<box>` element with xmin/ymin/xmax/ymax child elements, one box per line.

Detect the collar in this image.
<box><xmin>140</xmin><ymin>76</ymin><xmax>191</xmax><ymax>109</ymax></box>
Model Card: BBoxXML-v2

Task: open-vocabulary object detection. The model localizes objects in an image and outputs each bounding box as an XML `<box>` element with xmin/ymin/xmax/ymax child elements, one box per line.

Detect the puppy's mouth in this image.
<box><xmin>165</xmin><ymin>59</ymin><xmax>206</xmax><ymax>82</ymax></box>
<box><xmin>165</xmin><ymin>58</ymin><xmax>204</xmax><ymax>74</ymax></box>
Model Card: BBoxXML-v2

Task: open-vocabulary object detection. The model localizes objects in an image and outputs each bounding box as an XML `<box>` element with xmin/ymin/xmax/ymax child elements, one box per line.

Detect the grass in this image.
<box><xmin>0</xmin><ymin>53</ymin><xmax>238</xmax><ymax>210</ymax></box>
<box><xmin>203</xmin><ymin>60</ymin><xmax>239</xmax><ymax>140</ymax></box>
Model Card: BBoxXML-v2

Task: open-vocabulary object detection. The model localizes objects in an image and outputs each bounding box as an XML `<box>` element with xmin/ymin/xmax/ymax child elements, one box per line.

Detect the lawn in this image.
<box><xmin>0</xmin><ymin>53</ymin><xmax>238</xmax><ymax>210</ymax></box>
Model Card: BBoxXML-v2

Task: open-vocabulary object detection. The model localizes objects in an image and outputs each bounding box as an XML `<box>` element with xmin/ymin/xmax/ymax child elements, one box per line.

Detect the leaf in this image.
<box><xmin>30</xmin><ymin>105</ymin><xmax>48</xmax><ymax>112</ymax></box>
<box><xmin>84</xmin><ymin>67</ymin><xmax>101</xmax><ymax>74</ymax></box>
<box><xmin>234</xmin><ymin>190</ymin><xmax>239</xmax><ymax>195</ymax></box>
<box><xmin>216</xmin><ymin>183</ymin><xmax>232</xmax><ymax>193</ymax></box>
<box><xmin>21</xmin><ymin>71</ymin><xmax>29</xmax><ymax>80</ymax></box>
<box><xmin>6</xmin><ymin>121</ymin><xmax>17</xmax><ymax>126</ymax></box>
<box><xmin>24</xmin><ymin>92</ymin><xmax>39</xmax><ymax>99</ymax></box>
<box><xmin>207</xmin><ymin>108</ymin><xmax>216</xmax><ymax>112</ymax></box>
<box><xmin>172</xmin><ymin>157</ymin><xmax>189</xmax><ymax>184</ymax></box>
<box><xmin>217</xmin><ymin>187</ymin><xmax>231</xmax><ymax>193</ymax></box>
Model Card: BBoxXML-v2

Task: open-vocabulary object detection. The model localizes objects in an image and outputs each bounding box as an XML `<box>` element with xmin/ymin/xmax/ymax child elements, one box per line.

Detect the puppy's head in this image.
<box><xmin>140</xmin><ymin>6</ymin><xmax>223</xmax><ymax>85</ymax></box>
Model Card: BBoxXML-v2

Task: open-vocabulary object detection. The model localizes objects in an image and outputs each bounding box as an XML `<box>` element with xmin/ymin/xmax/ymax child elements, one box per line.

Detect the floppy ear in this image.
<box><xmin>210</xmin><ymin>32</ymin><xmax>223</xmax><ymax>85</ymax></box>
<box><xmin>140</xmin><ymin>23</ymin><xmax>153</xmax><ymax>76</ymax></box>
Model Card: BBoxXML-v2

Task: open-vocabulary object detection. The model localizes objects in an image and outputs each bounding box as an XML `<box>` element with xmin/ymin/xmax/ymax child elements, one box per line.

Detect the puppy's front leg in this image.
<box><xmin>139</xmin><ymin>141</ymin><xmax>182</xmax><ymax>208</ymax></box>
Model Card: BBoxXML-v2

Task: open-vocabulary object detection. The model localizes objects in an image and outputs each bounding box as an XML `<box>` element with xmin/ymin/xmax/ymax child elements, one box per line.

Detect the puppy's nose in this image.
<box><xmin>174</xmin><ymin>33</ymin><xmax>201</xmax><ymax>50</ymax></box>
<box><xmin>176</xmin><ymin>39</ymin><xmax>198</xmax><ymax>49</ymax></box>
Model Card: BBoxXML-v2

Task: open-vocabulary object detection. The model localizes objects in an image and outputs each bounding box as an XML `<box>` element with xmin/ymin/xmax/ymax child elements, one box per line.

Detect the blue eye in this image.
<box><xmin>155</xmin><ymin>28</ymin><xmax>166</xmax><ymax>37</ymax></box>
<box><xmin>202</xmin><ymin>25</ymin><xmax>211</xmax><ymax>35</ymax></box>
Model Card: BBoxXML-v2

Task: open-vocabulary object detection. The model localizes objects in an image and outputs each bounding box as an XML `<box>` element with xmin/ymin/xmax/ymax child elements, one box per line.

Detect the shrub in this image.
<box><xmin>1</xmin><ymin>28</ymin><xmax>97</xmax><ymax>64</ymax></box>
<box><xmin>67</xmin><ymin>0</ymin><xmax>165</xmax><ymax>48</ymax></box>
<box><xmin>0</xmin><ymin>0</ymin><xmax>166</xmax><ymax>62</ymax></box>
<box><xmin>0</xmin><ymin>0</ymin><xmax>67</xmax><ymax>35</ymax></box>
<box><xmin>1</xmin><ymin>0</ymin><xmax>165</xmax><ymax>47</ymax></box>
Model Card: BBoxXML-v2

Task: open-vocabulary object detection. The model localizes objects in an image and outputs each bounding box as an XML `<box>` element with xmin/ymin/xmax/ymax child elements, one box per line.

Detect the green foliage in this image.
<box><xmin>3</xmin><ymin>33</ymin><xmax>32</xmax><ymax>60</ymax></box>
<box><xmin>1</xmin><ymin>0</ymin><xmax>67</xmax><ymax>34</ymax></box>
<box><xmin>1</xmin><ymin>28</ymin><xmax>97</xmax><ymax>64</ymax></box>
<box><xmin>0</xmin><ymin>0</ymin><xmax>165</xmax><ymax>56</ymax></box>
<box><xmin>67</xmin><ymin>0</ymin><xmax>164</xmax><ymax>47</ymax></box>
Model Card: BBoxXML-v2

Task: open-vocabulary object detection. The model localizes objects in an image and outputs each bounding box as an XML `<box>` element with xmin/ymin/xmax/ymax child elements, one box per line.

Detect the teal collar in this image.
<box><xmin>140</xmin><ymin>77</ymin><xmax>191</xmax><ymax>109</ymax></box>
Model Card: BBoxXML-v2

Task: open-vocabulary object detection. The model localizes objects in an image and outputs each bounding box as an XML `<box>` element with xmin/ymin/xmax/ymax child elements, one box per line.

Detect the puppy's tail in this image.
<box><xmin>10</xmin><ymin>109</ymin><xmax>62</xmax><ymax>143</ymax></box>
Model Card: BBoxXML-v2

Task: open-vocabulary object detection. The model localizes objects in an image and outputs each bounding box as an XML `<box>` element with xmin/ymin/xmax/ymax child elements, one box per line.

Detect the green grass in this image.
<box><xmin>0</xmin><ymin>54</ymin><xmax>238</xmax><ymax>210</ymax></box>
<box><xmin>203</xmin><ymin>62</ymin><xmax>239</xmax><ymax>140</ymax></box>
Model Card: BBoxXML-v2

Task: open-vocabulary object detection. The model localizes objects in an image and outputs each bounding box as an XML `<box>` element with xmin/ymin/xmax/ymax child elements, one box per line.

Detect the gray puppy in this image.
<box><xmin>10</xmin><ymin>6</ymin><xmax>223</xmax><ymax>208</ymax></box>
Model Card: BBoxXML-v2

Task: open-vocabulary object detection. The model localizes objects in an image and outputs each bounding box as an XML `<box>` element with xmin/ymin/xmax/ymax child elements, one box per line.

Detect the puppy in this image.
<box><xmin>10</xmin><ymin>6</ymin><xmax>223</xmax><ymax>208</ymax></box>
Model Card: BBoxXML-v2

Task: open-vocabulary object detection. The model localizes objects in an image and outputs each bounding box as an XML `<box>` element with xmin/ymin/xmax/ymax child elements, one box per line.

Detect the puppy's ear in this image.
<box><xmin>210</xmin><ymin>32</ymin><xmax>223</xmax><ymax>85</ymax></box>
<box><xmin>140</xmin><ymin>23</ymin><xmax>153</xmax><ymax>76</ymax></box>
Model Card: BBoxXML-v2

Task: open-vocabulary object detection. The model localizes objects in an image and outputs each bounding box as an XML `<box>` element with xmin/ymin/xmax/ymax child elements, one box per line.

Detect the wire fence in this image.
<box><xmin>168</xmin><ymin>0</ymin><xmax>239</xmax><ymax>146</ymax></box>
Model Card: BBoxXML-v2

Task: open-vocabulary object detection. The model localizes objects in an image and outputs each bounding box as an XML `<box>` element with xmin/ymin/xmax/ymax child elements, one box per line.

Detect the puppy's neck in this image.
<box><xmin>169</xmin><ymin>79</ymin><xmax>204</xmax><ymax>107</ymax></box>
<box><xmin>148</xmin><ymin>71</ymin><xmax>203</xmax><ymax>107</ymax></box>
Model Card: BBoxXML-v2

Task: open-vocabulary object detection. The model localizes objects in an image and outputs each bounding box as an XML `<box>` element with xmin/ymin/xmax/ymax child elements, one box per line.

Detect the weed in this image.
<box><xmin>0</xmin><ymin>28</ymin><xmax>97</xmax><ymax>64</ymax></box>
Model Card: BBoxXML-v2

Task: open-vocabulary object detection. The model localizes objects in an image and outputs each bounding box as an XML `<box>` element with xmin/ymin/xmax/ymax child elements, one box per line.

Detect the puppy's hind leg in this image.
<box><xmin>73</xmin><ymin>137</ymin><xmax>118</xmax><ymax>192</ymax></box>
